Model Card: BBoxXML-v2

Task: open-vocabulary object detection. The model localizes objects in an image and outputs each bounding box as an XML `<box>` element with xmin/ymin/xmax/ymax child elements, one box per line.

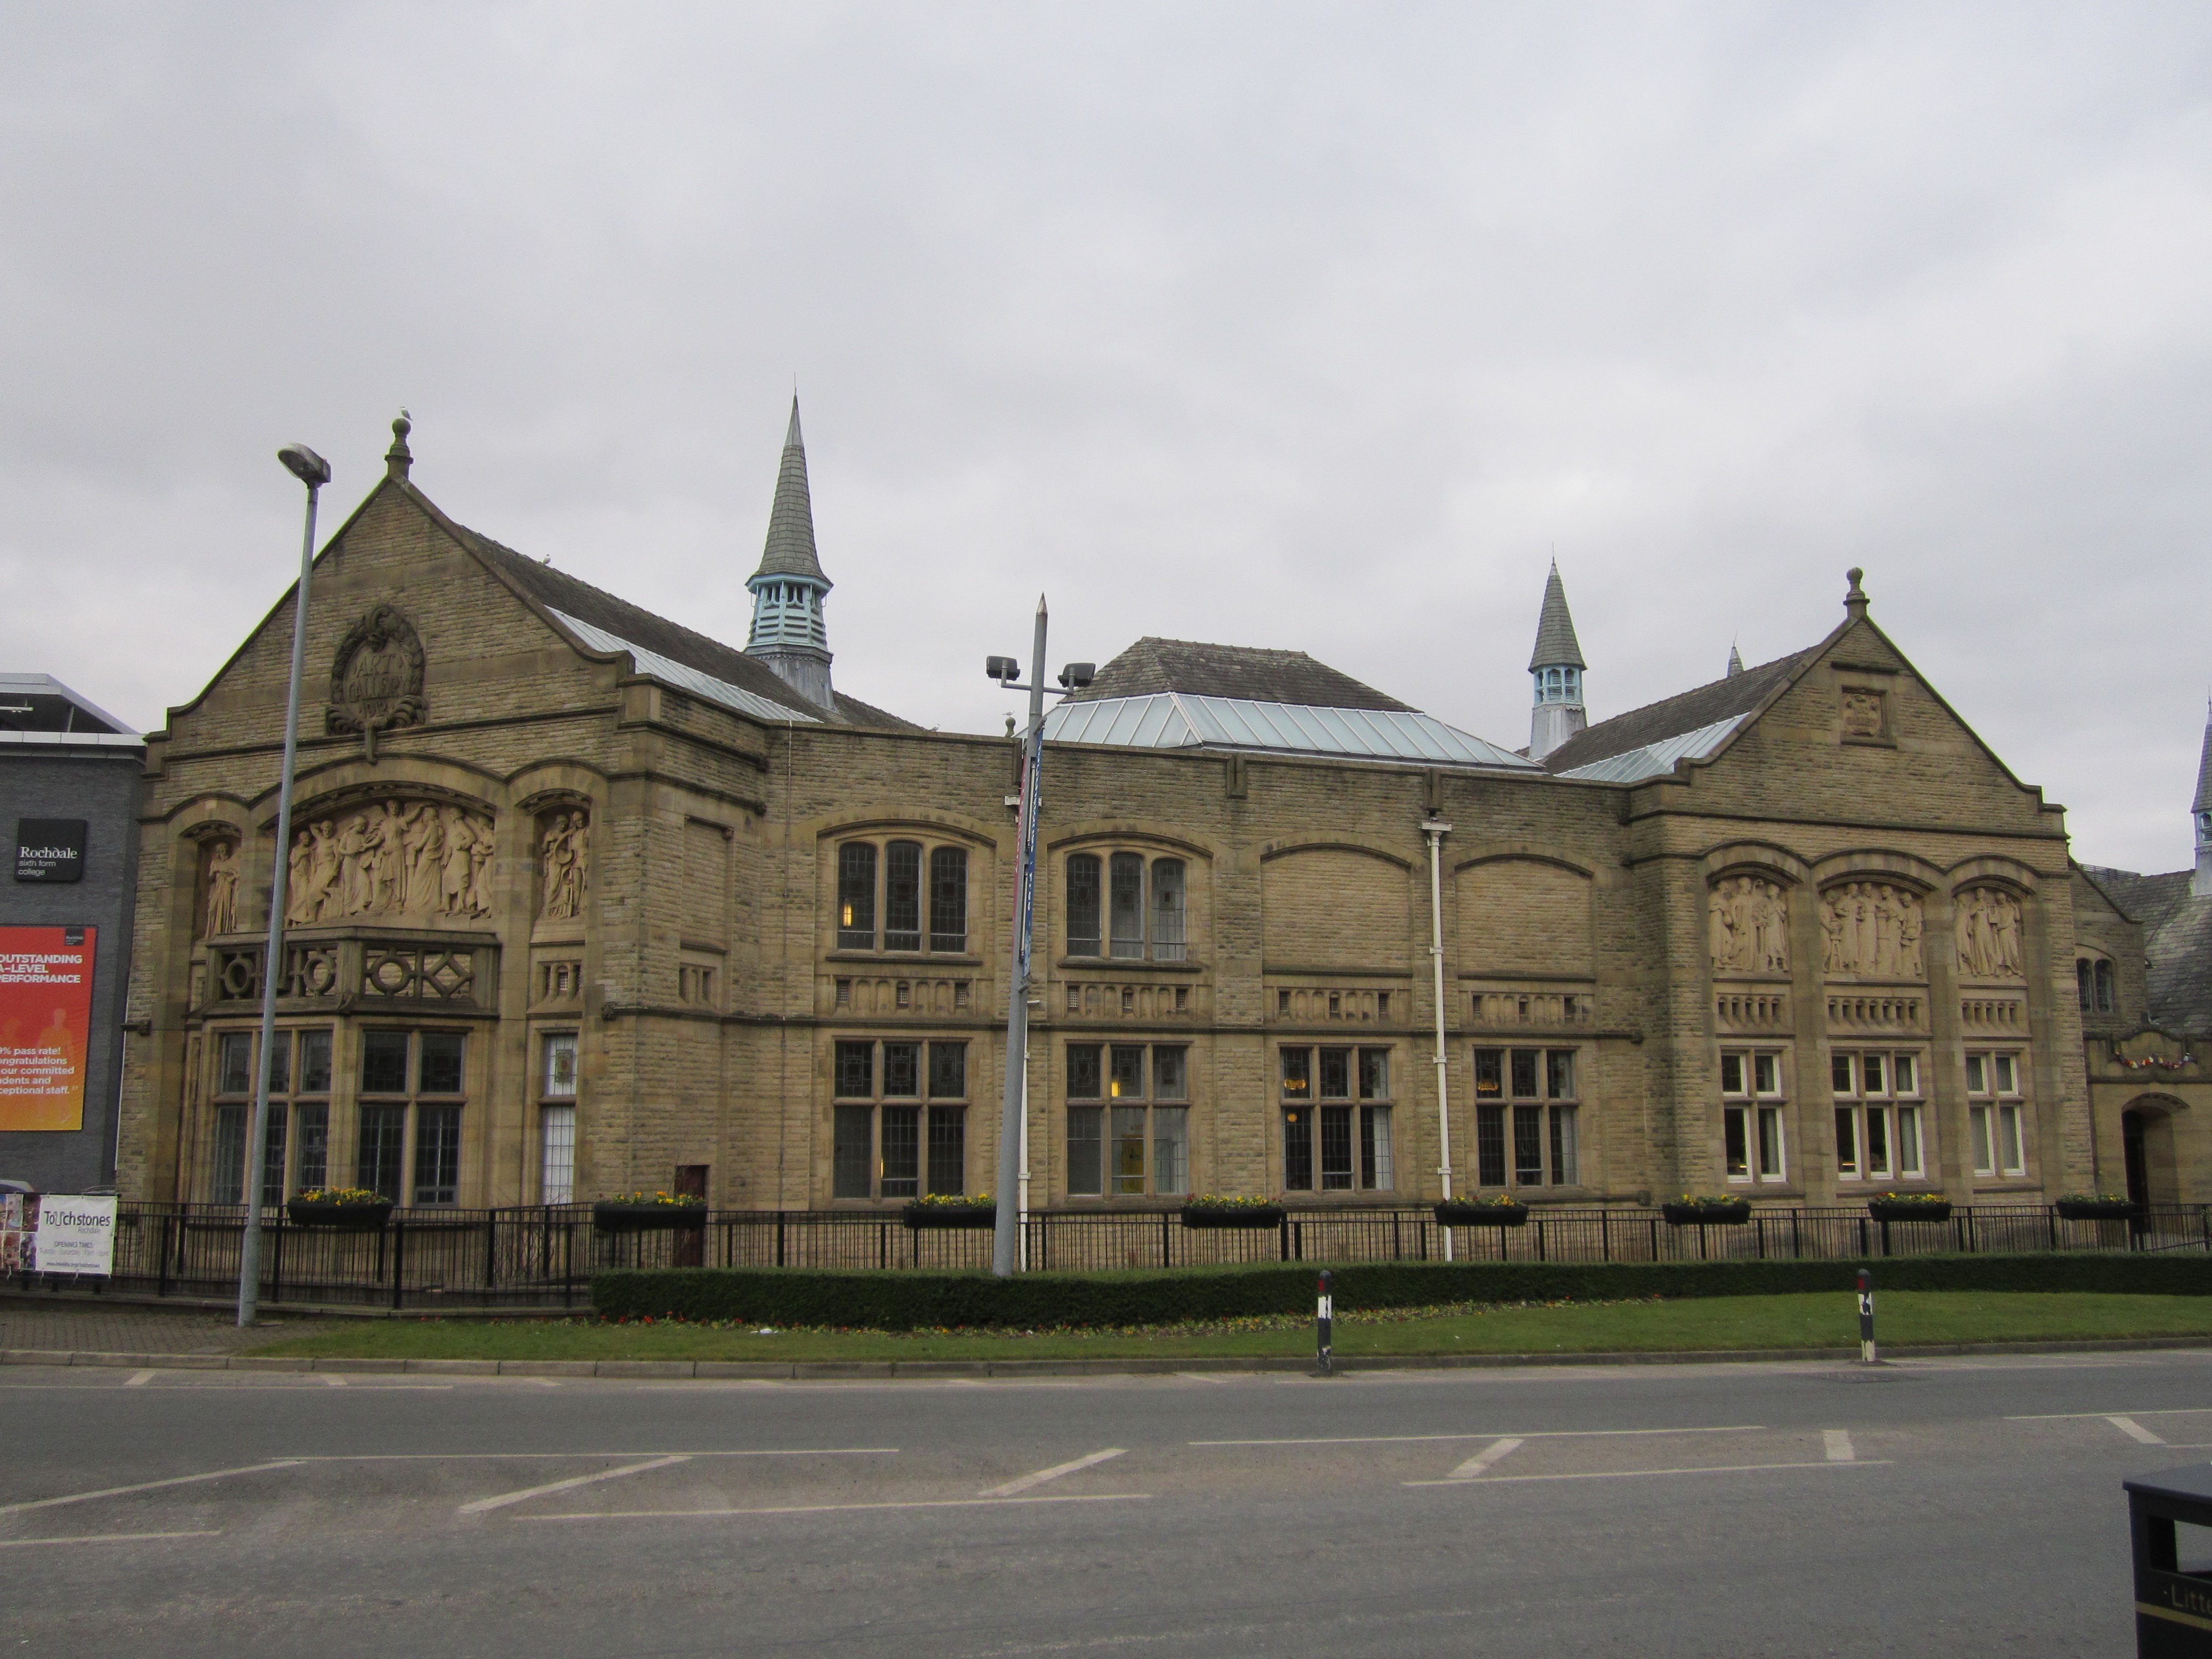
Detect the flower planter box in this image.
<box><xmin>1661</xmin><ymin>1201</ymin><xmax>1751</xmax><ymax>1226</ymax></box>
<box><xmin>2056</xmin><ymin>1199</ymin><xmax>2142</xmax><ymax>1222</ymax></box>
<box><xmin>1435</xmin><ymin>1202</ymin><xmax>1529</xmax><ymax>1228</ymax></box>
<box><xmin>1180</xmin><ymin>1204</ymin><xmax>1286</xmax><ymax>1231</ymax></box>
<box><xmin>1868</xmin><ymin>1200</ymin><xmax>1953</xmax><ymax>1224</ymax></box>
<box><xmin>285</xmin><ymin>1199</ymin><xmax>392</xmax><ymax>1230</ymax></box>
<box><xmin>903</xmin><ymin>1203</ymin><xmax>998</xmax><ymax>1230</ymax></box>
<box><xmin>593</xmin><ymin>1202</ymin><xmax>707</xmax><ymax>1233</ymax></box>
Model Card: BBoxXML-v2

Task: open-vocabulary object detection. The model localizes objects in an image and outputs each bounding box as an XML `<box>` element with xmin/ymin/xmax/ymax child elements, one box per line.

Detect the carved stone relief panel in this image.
<box><xmin>327</xmin><ymin>604</ymin><xmax>427</xmax><ymax>748</ymax></box>
<box><xmin>1708</xmin><ymin>876</ymin><xmax>1790</xmax><ymax>974</ymax></box>
<box><xmin>1840</xmin><ymin>687</ymin><xmax>1887</xmax><ymax>740</ymax></box>
<box><xmin>1820</xmin><ymin>881</ymin><xmax>1925</xmax><ymax>979</ymax></box>
<box><xmin>198</xmin><ymin>835</ymin><xmax>243</xmax><ymax>938</ymax></box>
<box><xmin>284</xmin><ymin>797</ymin><xmax>495</xmax><ymax>924</ymax></box>
<box><xmin>1954</xmin><ymin>886</ymin><xmax>2025</xmax><ymax>980</ymax></box>
<box><xmin>537</xmin><ymin>809</ymin><xmax>590</xmax><ymax>922</ymax></box>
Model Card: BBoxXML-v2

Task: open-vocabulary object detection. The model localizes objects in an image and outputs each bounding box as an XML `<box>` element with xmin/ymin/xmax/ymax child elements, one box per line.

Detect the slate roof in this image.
<box><xmin>1539</xmin><ymin>649</ymin><xmax>1815</xmax><ymax>776</ymax></box>
<box><xmin>1045</xmin><ymin>692</ymin><xmax>1538</xmax><ymax>770</ymax></box>
<box><xmin>1069</xmin><ymin>638</ymin><xmax>1415</xmax><ymax>712</ymax></box>
<box><xmin>2080</xmin><ymin>865</ymin><xmax>2212</xmax><ymax>1038</ymax></box>
<box><xmin>1528</xmin><ymin>561</ymin><xmax>1586</xmax><ymax>671</ymax></box>
<box><xmin>461</xmin><ymin>522</ymin><xmax>916</xmax><ymax>731</ymax></box>
<box><xmin>753</xmin><ymin>399</ymin><xmax>829</xmax><ymax>583</ymax></box>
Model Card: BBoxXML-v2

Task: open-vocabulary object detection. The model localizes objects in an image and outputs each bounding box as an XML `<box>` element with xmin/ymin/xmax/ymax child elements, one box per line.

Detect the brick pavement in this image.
<box><xmin>0</xmin><ymin>1296</ymin><xmax>305</xmax><ymax>1354</ymax></box>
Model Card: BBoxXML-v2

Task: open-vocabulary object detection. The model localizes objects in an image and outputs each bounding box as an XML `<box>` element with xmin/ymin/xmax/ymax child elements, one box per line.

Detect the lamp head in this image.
<box><xmin>985</xmin><ymin>656</ymin><xmax>1020</xmax><ymax>684</ymax></box>
<box><xmin>278</xmin><ymin>444</ymin><xmax>332</xmax><ymax>488</ymax></box>
<box><xmin>1057</xmin><ymin>662</ymin><xmax>1095</xmax><ymax>690</ymax></box>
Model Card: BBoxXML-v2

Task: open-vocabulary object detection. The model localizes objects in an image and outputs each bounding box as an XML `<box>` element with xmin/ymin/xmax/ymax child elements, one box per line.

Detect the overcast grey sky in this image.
<box><xmin>3</xmin><ymin>3</ymin><xmax>2207</xmax><ymax>871</ymax></box>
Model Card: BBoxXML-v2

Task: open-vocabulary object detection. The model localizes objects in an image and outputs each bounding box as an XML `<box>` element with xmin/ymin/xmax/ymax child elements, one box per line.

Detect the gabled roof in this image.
<box><xmin>462</xmin><ymin>526</ymin><xmax>913</xmax><ymax>731</ymax></box>
<box><xmin>1069</xmin><ymin>638</ymin><xmax>1415</xmax><ymax>712</ymax></box>
<box><xmin>1045</xmin><ymin>692</ymin><xmax>1538</xmax><ymax>770</ymax></box>
<box><xmin>1540</xmin><ymin>649</ymin><xmax>1815</xmax><ymax>775</ymax></box>
<box><xmin>1528</xmin><ymin>561</ymin><xmax>1586</xmax><ymax>671</ymax></box>
<box><xmin>2082</xmin><ymin>866</ymin><xmax>2212</xmax><ymax>1037</ymax></box>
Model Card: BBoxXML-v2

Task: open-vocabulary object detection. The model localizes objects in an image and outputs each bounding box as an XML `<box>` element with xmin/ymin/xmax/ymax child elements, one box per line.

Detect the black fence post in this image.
<box><xmin>157</xmin><ymin>1212</ymin><xmax>172</xmax><ymax>1299</ymax></box>
<box><xmin>269</xmin><ymin>1214</ymin><xmax>284</xmax><ymax>1307</ymax></box>
<box><xmin>391</xmin><ymin>1215</ymin><xmax>406</xmax><ymax>1312</ymax></box>
<box><xmin>564</xmin><ymin>1216</ymin><xmax>575</xmax><ymax>1309</ymax></box>
<box><xmin>485</xmin><ymin>1213</ymin><xmax>498</xmax><ymax>1295</ymax></box>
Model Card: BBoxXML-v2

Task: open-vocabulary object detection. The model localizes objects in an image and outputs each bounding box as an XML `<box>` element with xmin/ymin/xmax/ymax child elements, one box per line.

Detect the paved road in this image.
<box><xmin>6</xmin><ymin>1349</ymin><xmax>2207</xmax><ymax>1656</ymax></box>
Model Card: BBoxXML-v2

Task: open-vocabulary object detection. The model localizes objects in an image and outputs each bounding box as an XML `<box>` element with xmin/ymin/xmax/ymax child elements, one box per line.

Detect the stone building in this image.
<box><xmin>112</xmin><ymin>408</ymin><xmax>2199</xmax><ymax>1214</ymax></box>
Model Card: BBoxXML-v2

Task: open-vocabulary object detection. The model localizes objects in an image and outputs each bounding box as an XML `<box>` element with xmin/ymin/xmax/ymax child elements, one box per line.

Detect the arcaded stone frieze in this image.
<box><xmin>283</xmin><ymin>798</ymin><xmax>496</xmax><ymax>925</ymax></box>
<box><xmin>1709</xmin><ymin>875</ymin><xmax>1789</xmax><ymax>974</ymax></box>
<box><xmin>1954</xmin><ymin>885</ymin><xmax>2025</xmax><ymax>980</ymax></box>
<box><xmin>1820</xmin><ymin>880</ymin><xmax>1925</xmax><ymax>979</ymax></box>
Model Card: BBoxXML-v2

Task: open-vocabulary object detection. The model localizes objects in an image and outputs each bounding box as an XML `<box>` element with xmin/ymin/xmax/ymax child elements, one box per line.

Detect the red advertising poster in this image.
<box><xmin>0</xmin><ymin>925</ymin><xmax>95</xmax><ymax>1132</ymax></box>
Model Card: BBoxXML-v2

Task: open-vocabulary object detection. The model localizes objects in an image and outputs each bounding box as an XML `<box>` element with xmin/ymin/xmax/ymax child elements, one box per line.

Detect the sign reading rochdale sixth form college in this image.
<box><xmin>14</xmin><ymin>818</ymin><xmax>87</xmax><ymax>883</ymax></box>
<box><xmin>0</xmin><ymin>925</ymin><xmax>95</xmax><ymax>1131</ymax></box>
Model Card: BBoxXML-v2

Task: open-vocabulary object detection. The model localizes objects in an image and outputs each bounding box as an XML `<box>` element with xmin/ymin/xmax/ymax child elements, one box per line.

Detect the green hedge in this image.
<box><xmin>592</xmin><ymin>1252</ymin><xmax>2212</xmax><ymax>1329</ymax></box>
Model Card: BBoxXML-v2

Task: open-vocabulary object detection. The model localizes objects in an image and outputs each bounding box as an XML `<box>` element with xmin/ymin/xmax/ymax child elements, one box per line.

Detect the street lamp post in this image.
<box><xmin>237</xmin><ymin>442</ymin><xmax>331</xmax><ymax>1327</ymax></box>
<box><xmin>986</xmin><ymin>602</ymin><xmax>1091</xmax><ymax>1278</ymax></box>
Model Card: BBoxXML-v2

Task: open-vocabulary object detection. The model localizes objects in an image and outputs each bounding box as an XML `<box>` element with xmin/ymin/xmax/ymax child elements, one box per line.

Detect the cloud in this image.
<box><xmin>3</xmin><ymin>1</ymin><xmax>2207</xmax><ymax>869</ymax></box>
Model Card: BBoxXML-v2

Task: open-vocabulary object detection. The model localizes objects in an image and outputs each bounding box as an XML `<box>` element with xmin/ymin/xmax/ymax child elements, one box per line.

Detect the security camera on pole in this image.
<box><xmin>985</xmin><ymin>603</ymin><xmax>1092</xmax><ymax>1279</ymax></box>
<box><xmin>238</xmin><ymin>441</ymin><xmax>332</xmax><ymax>1327</ymax></box>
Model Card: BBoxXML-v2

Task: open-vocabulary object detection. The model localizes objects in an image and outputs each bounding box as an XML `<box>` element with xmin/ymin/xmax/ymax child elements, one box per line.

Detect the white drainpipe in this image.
<box><xmin>1424</xmin><ymin>818</ymin><xmax>1454</xmax><ymax>1262</ymax></box>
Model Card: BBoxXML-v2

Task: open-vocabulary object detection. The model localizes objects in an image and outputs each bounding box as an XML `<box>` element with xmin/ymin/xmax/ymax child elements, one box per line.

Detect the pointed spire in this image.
<box><xmin>1727</xmin><ymin>642</ymin><xmax>1744</xmax><ymax>678</ymax></box>
<box><xmin>1527</xmin><ymin>559</ymin><xmax>1586</xmax><ymax>672</ymax></box>
<box><xmin>2194</xmin><ymin>698</ymin><xmax>2212</xmax><ymax>817</ymax></box>
<box><xmin>2194</xmin><ymin>699</ymin><xmax>2212</xmax><ymax>897</ymax></box>
<box><xmin>385</xmin><ymin>409</ymin><xmax>412</xmax><ymax>482</ymax></box>
<box><xmin>754</xmin><ymin>394</ymin><xmax>828</xmax><ymax>584</ymax></box>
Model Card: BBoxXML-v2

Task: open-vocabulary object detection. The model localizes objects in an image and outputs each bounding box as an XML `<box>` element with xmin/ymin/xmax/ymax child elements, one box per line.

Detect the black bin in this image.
<box><xmin>2126</xmin><ymin>1465</ymin><xmax>2212</xmax><ymax>1654</ymax></box>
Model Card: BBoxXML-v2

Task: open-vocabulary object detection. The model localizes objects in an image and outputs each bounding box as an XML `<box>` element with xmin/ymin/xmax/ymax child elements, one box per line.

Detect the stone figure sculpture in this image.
<box><xmin>201</xmin><ymin>840</ymin><xmax>241</xmax><ymax>937</ymax></box>
<box><xmin>1820</xmin><ymin>881</ymin><xmax>1925</xmax><ymax>979</ymax></box>
<box><xmin>1708</xmin><ymin>876</ymin><xmax>1790</xmax><ymax>973</ymax></box>
<box><xmin>279</xmin><ymin>797</ymin><xmax>497</xmax><ymax>923</ymax></box>
<box><xmin>539</xmin><ymin>811</ymin><xmax>590</xmax><ymax>921</ymax></box>
<box><xmin>1955</xmin><ymin>887</ymin><xmax>2024</xmax><ymax>979</ymax></box>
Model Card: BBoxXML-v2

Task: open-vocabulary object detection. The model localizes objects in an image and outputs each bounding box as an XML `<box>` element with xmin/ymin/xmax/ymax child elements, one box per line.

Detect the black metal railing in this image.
<box><xmin>11</xmin><ymin>1201</ymin><xmax>2203</xmax><ymax>1311</ymax></box>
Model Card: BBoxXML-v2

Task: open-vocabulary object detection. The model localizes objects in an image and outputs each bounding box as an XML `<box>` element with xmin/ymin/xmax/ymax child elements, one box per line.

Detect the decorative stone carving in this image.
<box><xmin>1820</xmin><ymin>881</ymin><xmax>1924</xmax><ymax>979</ymax></box>
<box><xmin>327</xmin><ymin>604</ymin><xmax>427</xmax><ymax>756</ymax></box>
<box><xmin>1709</xmin><ymin>876</ymin><xmax>1790</xmax><ymax>974</ymax></box>
<box><xmin>538</xmin><ymin>810</ymin><xmax>589</xmax><ymax>921</ymax></box>
<box><xmin>1840</xmin><ymin>688</ymin><xmax>1886</xmax><ymax>739</ymax></box>
<box><xmin>284</xmin><ymin>798</ymin><xmax>495</xmax><ymax>924</ymax></box>
<box><xmin>200</xmin><ymin>838</ymin><xmax>242</xmax><ymax>937</ymax></box>
<box><xmin>1954</xmin><ymin>886</ymin><xmax>2025</xmax><ymax>980</ymax></box>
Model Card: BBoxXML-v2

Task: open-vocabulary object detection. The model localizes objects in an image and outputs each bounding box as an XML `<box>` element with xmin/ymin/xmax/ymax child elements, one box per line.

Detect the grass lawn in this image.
<box><xmin>241</xmin><ymin>1291</ymin><xmax>2212</xmax><ymax>1364</ymax></box>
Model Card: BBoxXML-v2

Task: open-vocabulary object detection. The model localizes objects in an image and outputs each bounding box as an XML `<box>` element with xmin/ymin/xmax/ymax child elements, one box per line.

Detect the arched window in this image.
<box><xmin>2078</xmin><ymin>959</ymin><xmax>2095</xmax><ymax>1013</ymax></box>
<box><xmin>837</xmin><ymin>843</ymin><xmax>877</xmax><ymax>949</ymax></box>
<box><xmin>883</xmin><ymin>841</ymin><xmax>924</xmax><ymax>952</ymax></box>
<box><xmin>1066</xmin><ymin>855</ymin><xmax>1102</xmax><ymax>957</ymax></box>
<box><xmin>1152</xmin><ymin>860</ymin><xmax>1186</xmax><ymax>961</ymax></box>
<box><xmin>2095</xmin><ymin>959</ymin><xmax>2117</xmax><ymax>1014</ymax></box>
<box><xmin>1109</xmin><ymin>853</ymin><xmax>1146</xmax><ymax>959</ymax></box>
<box><xmin>929</xmin><ymin>846</ymin><xmax>967</xmax><ymax>954</ymax></box>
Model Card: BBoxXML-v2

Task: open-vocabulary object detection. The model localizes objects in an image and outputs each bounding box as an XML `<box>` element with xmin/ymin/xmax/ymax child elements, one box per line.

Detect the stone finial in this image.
<box><xmin>386</xmin><ymin>409</ymin><xmax>414</xmax><ymax>482</ymax></box>
<box><xmin>1844</xmin><ymin>566</ymin><xmax>1868</xmax><ymax>620</ymax></box>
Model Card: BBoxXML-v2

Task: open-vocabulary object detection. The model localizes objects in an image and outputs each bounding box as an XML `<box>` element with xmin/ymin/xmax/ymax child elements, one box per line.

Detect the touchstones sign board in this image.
<box><xmin>0</xmin><ymin>925</ymin><xmax>95</xmax><ymax>1130</ymax></box>
<box><xmin>33</xmin><ymin>1194</ymin><xmax>117</xmax><ymax>1275</ymax></box>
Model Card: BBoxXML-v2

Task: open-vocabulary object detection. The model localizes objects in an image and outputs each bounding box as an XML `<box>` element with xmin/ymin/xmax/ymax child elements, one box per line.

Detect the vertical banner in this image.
<box><xmin>0</xmin><ymin>925</ymin><xmax>95</xmax><ymax>1131</ymax></box>
<box><xmin>0</xmin><ymin>1192</ymin><xmax>33</xmax><ymax>1273</ymax></box>
<box><xmin>32</xmin><ymin>1194</ymin><xmax>117</xmax><ymax>1275</ymax></box>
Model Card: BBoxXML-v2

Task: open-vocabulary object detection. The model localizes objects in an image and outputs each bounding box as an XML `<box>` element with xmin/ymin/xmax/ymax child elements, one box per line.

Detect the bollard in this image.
<box><xmin>1857</xmin><ymin>1267</ymin><xmax>1877</xmax><ymax>1364</ymax></box>
<box><xmin>1316</xmin><ymin>1268</ymin><xmax>1334</xmax><ymax>1377</ymax></box>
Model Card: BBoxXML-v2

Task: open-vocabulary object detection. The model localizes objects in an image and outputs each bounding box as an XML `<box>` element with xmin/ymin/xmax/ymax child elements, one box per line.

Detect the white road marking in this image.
<box><xmin>1445</xmin><ymin>1438</ymin><xmax>1525</xmax><ymax>1480</ymax></box>
<box><xmin>321</xmin><ymin>1374</ymin><xmax>346</xmax><ymax>1388</ymax></box>
<box><xmin>0</xmin><ymin>1460</ymin><xmax>305</xmax><ymax>1516</ymax></box>
<box><xmin>1407</xmin><ymin>1460</ymin><xmax>1890</xmax><ymax>1487</ymax></box>
<box><xmin>1193</xmin><ymin>1425</ymin><xmax>1762</xmax><ymax>1446</ymax></box>
<box><xmin>520</xmin><ymin>1493</ymin><xmax>1153</xmax><ymax>1521</ymax></box>
<box><xmin>982</xmin><ymin>1448</ymin><xmax>1126</xmax><ymax>1497</ymax></box>
<box><xmin>1823</xmin><ymin>1430</ymin><xmax>1855</xmax><ymax>1462</ymax></box>
<box><xmin>457</xmin><ymin>1455</ymin><xmax>692</xmax><ymax>1515</ymax></box>
<box><xmin>2008</xmin><ymin>1408</ymin><xmax>2212</xmax><ymax>1419</ymax></box>
<box><xmin>1177</xmin><ymin>1373</ymin><xmax>1228</xmax><ymax>1384</ymax></box>
<box><xmin>280</xmin><ymin>1448</ymin><xmax>898</xmax><ymax>1461</ymax></box>
<box><xmin>0</xmin><ymin>1530</ymin><xmax>221</xmax><ymax>1548</ymax></box>
<box><xmin>2108</xmin><ymin>1416</ymin><xmax>2168</xmax><ymax>1445</ymax></box>
<box><xmin>123</xmin><ymin>1371</ymin><xmax>155</xmax><ymax>1387</ymax></box>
